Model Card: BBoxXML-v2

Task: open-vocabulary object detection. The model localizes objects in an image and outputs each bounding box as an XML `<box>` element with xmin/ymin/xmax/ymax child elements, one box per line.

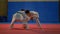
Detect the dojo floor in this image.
<box><xmin>0</xmin><ymin>24</ymin><xmax>60</xmax><ymax>34</ymax></box>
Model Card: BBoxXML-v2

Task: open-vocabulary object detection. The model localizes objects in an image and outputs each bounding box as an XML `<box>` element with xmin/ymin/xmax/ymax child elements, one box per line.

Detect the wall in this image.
<box><xmin>8</xmin><ymin>1</ymin><xmax>59</xmax><ymax>23</ymax></box>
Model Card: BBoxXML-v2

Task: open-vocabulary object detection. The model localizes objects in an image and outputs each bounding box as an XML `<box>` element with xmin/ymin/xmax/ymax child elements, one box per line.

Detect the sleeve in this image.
<box><xmin>36</xmin><ymin>12</ymin><xmax>39</xmax><ymax>18</ymax></box>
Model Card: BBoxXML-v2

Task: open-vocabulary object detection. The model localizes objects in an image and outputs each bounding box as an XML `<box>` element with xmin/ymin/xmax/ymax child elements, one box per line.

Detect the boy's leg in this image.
<box><xmin>33</xmin><ymin>14</ymin><xmax>42</xmax><ymax>29</ymax></box>
<box><xmin>23</xmin><ymin>22</ymin><xmax>29</xmax><ymax>29</ymax></box>
<box><xmin>10</xmin><ymin>17</ymin><xmax>16</xmax><ymax>29</ymax></box>
<box><xmin>35</xmin><ymin>18</ymin><xmax>44</xmax><ymax>31</ymax></box>
<box><xmin>35</xmin><ymin>18</ymin><xmax>42</xmax><ymax>28</ymax></box>
<box><xmin>22</xmin><ymin>18</ymin><xmax>29</xmax><ymax>29</ymax></box>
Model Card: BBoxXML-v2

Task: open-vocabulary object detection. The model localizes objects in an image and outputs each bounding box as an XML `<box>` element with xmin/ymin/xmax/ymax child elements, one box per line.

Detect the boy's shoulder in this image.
<box><xmin>30</xmin><ymin>11</ymin><xmax>38</xmax><ymax>14</ymax></box>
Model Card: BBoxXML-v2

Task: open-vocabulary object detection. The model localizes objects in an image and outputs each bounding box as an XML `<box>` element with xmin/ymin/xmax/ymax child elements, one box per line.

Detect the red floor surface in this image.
<box><xmin>0</xmin><ymin>24</ymin><xmax>60</xmax><ymax>34</ymax></box>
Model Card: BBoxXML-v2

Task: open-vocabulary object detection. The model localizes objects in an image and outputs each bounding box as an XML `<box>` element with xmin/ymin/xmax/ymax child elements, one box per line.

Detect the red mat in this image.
<box><xmin>0</xmin><ymin>24</ymin><xmax>60</xmax><ymax>34</ymax></box>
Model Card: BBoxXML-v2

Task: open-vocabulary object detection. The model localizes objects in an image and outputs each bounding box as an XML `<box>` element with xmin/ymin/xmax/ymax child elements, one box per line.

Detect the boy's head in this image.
<box><xmin>25</xmin><ymin>10</ymin><xmax>32</xmax><ymax>17</ymax></box>
<box><xmin>25</xmin><ymin>10</ymin><xmax>30</xmax><ymax>14</ymax></box>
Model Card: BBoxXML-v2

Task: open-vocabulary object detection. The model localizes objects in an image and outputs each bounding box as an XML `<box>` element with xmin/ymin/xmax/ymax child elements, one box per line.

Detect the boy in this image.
<box><xmin>10</xmin><ymin>9</ymin><xmax>30</xmax><ymax>29</ymax></box>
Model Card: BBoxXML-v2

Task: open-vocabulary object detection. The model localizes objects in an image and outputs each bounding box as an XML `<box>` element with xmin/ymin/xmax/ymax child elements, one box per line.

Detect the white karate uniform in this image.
<box><xmin>30</xmin><ymin>11</ymin><xmax>39</xmax><ymax>19</ymax></box>
<box><xmin>12</xmin><ymin>11</ymin><xmax>29</xmax><ymax>21</ymax></box>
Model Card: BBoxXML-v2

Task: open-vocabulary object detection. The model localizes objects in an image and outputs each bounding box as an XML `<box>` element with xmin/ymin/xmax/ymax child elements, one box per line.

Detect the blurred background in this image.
<box><xmin>0</xmin><ymin>0</ymin><xmax>59</xmax><ymax>24</ymax></box>
<box><xmin>0</xmin><ymin>0</ymin><xmax>7</xmax><ymax>22</ymax></box>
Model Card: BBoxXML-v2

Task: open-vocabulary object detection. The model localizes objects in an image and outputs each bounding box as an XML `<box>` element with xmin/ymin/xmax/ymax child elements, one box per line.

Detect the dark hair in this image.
<box><xmin>21</xmin><ymin>9</ymin><xmax>25</xmax><ymax>11</ymax></box>
<box><xmin>25</xmin><ymin>10</ymin><xmax>30</xmax><ymax>14</ymax></box>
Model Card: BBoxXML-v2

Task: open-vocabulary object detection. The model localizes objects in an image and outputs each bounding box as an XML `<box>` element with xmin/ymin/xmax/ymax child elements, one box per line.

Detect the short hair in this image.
<box><xmin>25</xmin><ymin>10</ymin><xmax>30</xmax><ymax>14</ymax></box>
<box><xmin>21</xmin><ymin>9</ymin><xmax>25</xmax><ymax>11</ymax></box>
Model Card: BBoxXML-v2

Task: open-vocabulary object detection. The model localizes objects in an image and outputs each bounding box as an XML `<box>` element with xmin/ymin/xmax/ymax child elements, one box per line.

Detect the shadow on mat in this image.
<box><xmin>10</xmin><ymin>28</ymin><xmax>41</xmax><ymax>30</ymax></box>
<box><xmin>10</xmin><ymin>28</ymin><xmax>45</xmax><ymax>31</ymax></box>
<box><xmin>11</xmin><ymin>28</ymin><xmax>25</xmax><ymax>30</ymax></box>
<box><xmin>12</xmin><ymin>28</ymin><xmax>40</xmax><ymax>30</ymax></box>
